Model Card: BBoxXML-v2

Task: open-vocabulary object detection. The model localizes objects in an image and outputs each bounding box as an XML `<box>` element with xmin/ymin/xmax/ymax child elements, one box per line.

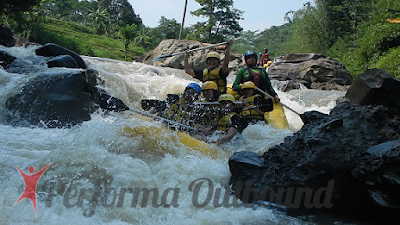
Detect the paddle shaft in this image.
<box><xmin>254</xmin><ymin>87</ymin><xmax>301</xmax><ymax>116</ymax></box>
<box><xmin>153</xmin><ymin>41</ymin><xmax>229</xmax><ymax>61</ymax></box>
<box><xmin>128</xmin><ymin>107</ymin><xmax>198</xmax><ymax>132</ymax></box>
<box><xmin>194</xmin><ymin>101</ymin><xmax>243</xmax><ymax>105</ymax></box>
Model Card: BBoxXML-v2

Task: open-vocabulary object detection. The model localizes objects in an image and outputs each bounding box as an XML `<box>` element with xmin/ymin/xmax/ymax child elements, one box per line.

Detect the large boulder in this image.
<box><xmin>0</xmin><ymin>24</ymin><xmax>15</xmax><ymax>47</ymax></box>
<box><xmin>137</xmin><ymin>39</ymin><xmax>243</xmax><ymax>77</ymax></box>
<box><xmin>229</xmin><ymin>102</ymin><xmax>400</xmax><ymax>221</ymax></box>
<box><xmin>345</xmin><ymin>69</ymin><xmax>400</xmax><ymax>111</ymax></box>
<box><xmin>228</xmin><ymin>70</ymin><xmax>400</xmax><ymax>222</ymax></box>
<box><xmin>0</xmin><ymin>50</ymin><xmax>16</xmax><ymax>68</ymax></box>
<box><xmin>268</xmin><ymin>53</ymin><xmax>352</xmax><ymax>91</ymax></box>
<box><xmin>3</xmin><ymin>44</ymin><xmax>128</xmax><ymax>128</ymax></box>
<box><xmin>6</xmin><ymin>70</ymin><xmax>96</xmax><ymax>128</ymax></box>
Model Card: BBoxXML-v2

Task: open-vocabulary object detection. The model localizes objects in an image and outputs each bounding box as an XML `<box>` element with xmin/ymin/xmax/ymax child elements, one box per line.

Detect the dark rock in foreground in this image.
<box><xmin>229</xmin><ymin>70</ymin><xmax>400</xmax><ymax>222</ymax></box>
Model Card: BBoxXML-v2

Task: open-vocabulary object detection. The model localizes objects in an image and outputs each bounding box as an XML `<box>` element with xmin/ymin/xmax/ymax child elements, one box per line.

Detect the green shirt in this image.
<box><xmin>233</xmin><ymin>67</ymin><xmax>277</xmax><ymax>97</ymax></box>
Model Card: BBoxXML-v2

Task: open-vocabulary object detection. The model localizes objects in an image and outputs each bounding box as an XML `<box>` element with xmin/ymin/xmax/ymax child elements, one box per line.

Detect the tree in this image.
<box><xmin>190</xmin><ymin>0</ymin><xmax>243</xmax><ymax>43</ymax></box>
<box><xmin>156</xmin><ymin>16</ymin><xmax>181</xmax><ymax>39</ymax></box>
<box><xmin>118</xmin><ymin>24</ymin><xmax>137</xmax><ymax>59</ymax></box>
<box><xmin>89</xmin><ymin>7</ymin><xmax>111</xmax><ymax>35</ymax></box>
<box><xmin>99</xmin><ymin>0</ymin><xmax>142</xmax><ymax>26</ymax></box>
<box><xmin>134</xmin><ymin>26</ymin><xmax>152</xmax><ymax>49</ymax></box>
<box><xmin>0</xmin><ymin>0</ymin><xmax>42</xmax><ymax>18</ymax></box>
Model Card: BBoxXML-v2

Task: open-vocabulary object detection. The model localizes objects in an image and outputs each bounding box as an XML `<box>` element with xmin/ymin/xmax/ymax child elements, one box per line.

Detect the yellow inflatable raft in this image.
<box><xmin>265</xmin><ymin>101</ymin><xmax>289</xmax><ymax>129</ymax></box>
<box><xmin>123</xmin><ymin>126</ymin><xmax>220</xmax><ymax>159</ymax></box>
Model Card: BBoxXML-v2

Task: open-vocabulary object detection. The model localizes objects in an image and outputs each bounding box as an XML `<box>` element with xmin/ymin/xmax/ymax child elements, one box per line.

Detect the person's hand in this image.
<box><xmin>274</xmin><ymin>95</ymin><xmax>280</xmax><ymax>103</ymax></box>
<box><xmin>226</xmin><ymin>39</ymin><xmax>233</xmax><ymax>46</ymax></box>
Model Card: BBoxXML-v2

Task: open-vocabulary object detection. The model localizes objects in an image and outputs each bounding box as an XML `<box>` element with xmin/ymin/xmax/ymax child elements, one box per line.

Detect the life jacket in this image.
<box><xmin>193</xmin><ymin>100</ymin><xmax>220</xmax><ymax>127</ymax></box>
<box><xmin>203</xmin><ymin>67</ymin><xmax>226</xmax><ymax>94</ymax></box>
<box><xmin>239</xmin><ymin>94</ymin><xmax>265</xmax><ymax>121</ymax></box>
<box><xmin>217</xmin><ymin>112</ymin><xmax>236</xmax><ymax>132</ymax></box>
<box><xmin>244</xmin><ymin>67</ymin><xmax>263</xmax><ymax>87</ymax></box>
<box><xmin>158</xmin><ymin>95</ymin><xmax>194</xmax><ymax>126</ymax></box>
<box><xmin>260</xmin><ymin>54</ymin><xmax>271</xmax><ymax>65</ymax></box>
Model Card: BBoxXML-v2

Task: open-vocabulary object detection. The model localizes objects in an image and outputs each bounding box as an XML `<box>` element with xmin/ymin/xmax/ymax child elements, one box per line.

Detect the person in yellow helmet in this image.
<box><xmin>239</xmin><ymin>81</ymin><xmax>273</xmax><ymax>124</ymax></box>
<box><xmin>149</xmin><ymin>83</ymin><xmax>202</xmax><ymax>129</ymax></box>
<box><xmin>184</xmin><ymin>40</ymin><xmax>233</xmax><ymax>95</ymax></box>
<box><xmin>226</xmin><ymin>84</ymin><xmax>241</xmax><ymax>100</ymax></box>
<box><xmin>193</xmin><ymin>81</ymin><xmax>221</xmax><ymax>128</ymax></box>
<box><xmin>195</xmin><ymin>94</ymin><xmax>248</xmax><ymax>145</ymax></box>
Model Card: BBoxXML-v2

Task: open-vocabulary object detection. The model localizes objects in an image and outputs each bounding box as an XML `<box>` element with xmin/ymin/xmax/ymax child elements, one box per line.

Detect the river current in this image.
<box><xmin>0</xmin><ymin>46</ymin><xmax>345</xmax><ymax>224</ymax></box>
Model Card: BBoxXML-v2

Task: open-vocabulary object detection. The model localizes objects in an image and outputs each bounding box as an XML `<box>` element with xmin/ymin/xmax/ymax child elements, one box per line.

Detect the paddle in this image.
<box><xmin>128</xmin><ymin>107</ymin><xmax>198</xmax><ymax>132</ymax></box>
<box><xmin>194</xmin><ymin>101</ymin><xmax>243</xmax><ymax>105</ymax></box>
<box><xmin>152</xmin><ymin>41</ymin><xmax>229</xmax><ymax>62</ymax></box>
<box><xmin>254</xmin><ymin>86</ymin><xmax>301</xmax><ymax>116</ymax></box>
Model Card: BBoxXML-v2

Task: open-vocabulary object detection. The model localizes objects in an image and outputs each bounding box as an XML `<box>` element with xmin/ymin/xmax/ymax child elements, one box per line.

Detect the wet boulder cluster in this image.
<box><xmin>229</xmin><ymin>69</ymin><xmax>400</xmax><ymax>222</ymax></box>
<box><xmin>1</xmin><ymin>25</ymin><xmax>128</xmax><ymax>128</ymax></box>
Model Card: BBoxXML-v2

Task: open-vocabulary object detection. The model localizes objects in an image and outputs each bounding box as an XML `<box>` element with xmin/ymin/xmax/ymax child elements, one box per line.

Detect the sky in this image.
<box><xmin>128</xmin><ymin>0</ymin><xmax>312</xmax><ymax>32</ymax></box>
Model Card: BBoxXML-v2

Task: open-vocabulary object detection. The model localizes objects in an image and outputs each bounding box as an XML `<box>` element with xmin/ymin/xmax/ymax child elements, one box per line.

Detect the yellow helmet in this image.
<box><xmin>206</xmin><ymin>51</ymin><xmax>221</xmax><ymax>61</ymax></box>
<box><xmin>218</xmin><ymin>94</ymin><xmax>235</xmax><ymax>103</ymax></box>
<box><xmin>267</xmin><ymin>60</ymin><xmax>273</xmax><ymax>65</ymax></box>
<box><xmin>226</xmin><ymin>84</ymin><xmax>238</xmax><ymax>96</ymax></box>
<box><xmin>202</xmin><ymin>81</ymin><xmax>218</xmax><ymax>91</ymax></box>
<box><xmin>241</xmin><ymin>81</ymin><xmax>256</xmax><ymax>90</ymax></box>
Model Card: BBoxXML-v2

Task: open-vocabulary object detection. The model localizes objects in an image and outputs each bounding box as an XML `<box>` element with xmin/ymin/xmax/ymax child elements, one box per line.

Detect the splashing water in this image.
<box><xmin>0</xmin><ymin>46</ymin><xmax>345</xmax><ymax>224</ymax></box>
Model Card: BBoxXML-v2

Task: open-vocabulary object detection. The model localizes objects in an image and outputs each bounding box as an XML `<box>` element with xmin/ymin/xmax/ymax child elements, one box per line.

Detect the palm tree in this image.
<box><xmin>118</xmin><ymin>24</ymin><xmax>136</xmax><ymax>59</ymax></box>
<box><xmin>89</xmin><ymin>7</ymin><xmax>110</xmax><ymax>35</ymax></box>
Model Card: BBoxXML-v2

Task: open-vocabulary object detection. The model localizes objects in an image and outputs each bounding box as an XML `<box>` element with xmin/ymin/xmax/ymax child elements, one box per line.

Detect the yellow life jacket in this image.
<box><xmin>193</xmin><ymin>100</ymin><xmax>220</xmax><ymax>127</ymax></box>
<box><xmin>158</xmin><ymin>96</ymin><xmax>194</xmax><ymax>125</ymax></box>
<box><xmin>217</xmin><ymin>112</ymin><xmax>236</xmax><ymax>132</ymax></box>
<box><xmin>203</xmin><ymin>67</ymin><xmax>226</xmax><ymax>94</ymax></box>
<box><xmin>239</xmin><ymin>94</ymin><xmax>265</xmax><ymax>121</ymax></box>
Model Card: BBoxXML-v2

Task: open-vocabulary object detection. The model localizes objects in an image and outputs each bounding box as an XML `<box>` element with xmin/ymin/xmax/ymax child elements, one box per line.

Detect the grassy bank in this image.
<box><xmin>30</xmin><ymin>18</ymin><xmax>145</xmax><ymax>61</ymax></box>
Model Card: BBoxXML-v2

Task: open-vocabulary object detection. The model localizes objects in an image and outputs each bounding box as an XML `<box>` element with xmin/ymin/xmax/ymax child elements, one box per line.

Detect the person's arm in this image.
<box><xmin>184</xmin><ymin>51</ymin><xmax>196</xmax><ymax>78</ymax></box>
<box><xmin>216</xmin><ymin>127</ymin><xmax>238</xmax><ymax>145</ymax></box>
<box><xmin>261</xmin><ymin>69</ymin><xmax>280</xmax><ymax>103</ymax></box>
<box><xmin>221</xmin><ymin>40</ymin><xmax>233</xmax><ymax>74</ymax></box>
<box><xmin>232</xmin><ymin>68</ymin><xmax>245</xmax><ymax>91</ymax></box>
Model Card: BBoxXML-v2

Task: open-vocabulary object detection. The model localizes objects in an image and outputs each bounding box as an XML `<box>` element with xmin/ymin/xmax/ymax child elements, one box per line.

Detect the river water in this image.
<box><xmin>0</xmin><ymin>46</ymin><xmax>346</xmax><ymax>224</ymax></box>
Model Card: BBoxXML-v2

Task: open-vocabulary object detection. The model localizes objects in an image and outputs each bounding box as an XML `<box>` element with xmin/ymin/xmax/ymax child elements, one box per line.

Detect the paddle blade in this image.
<box><xmin>152</xmin><ymin>54</ymin><xmax>172</xmax><ymax>62</ymax></box>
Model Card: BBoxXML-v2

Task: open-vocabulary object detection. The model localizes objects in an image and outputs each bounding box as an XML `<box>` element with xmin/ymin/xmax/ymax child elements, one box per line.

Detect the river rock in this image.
<box><xmin>47</xmin><ymin>55</ymin><xmax>79</xmax><ymax>68</ymax></box>
<box><xmin>0</xmin><ymin>24</ymin><xmax>15</xmax><ymax>47</ymax></box>
<box><xmin>0</xmin><ymin>50</ymin><xmax>16</xmax><ymax>68</ymax></box>
<box><xmin>345</xmin><ymin>69</ymin><xmax>400</xmax><ymax>112</ymax></box>
<box><xmin>3</xmin><ymin>44</ymin><xmax>129</xmax><ymax>128</ymax></box>
<box><xmin>137</xmin><ymin>39</ymin><xmax>243</xmax><ymax>77</ymax></box>
<box><xmin>36</xmin><ymin>43</ymin><xmax>87</xmax><ymax>69</ymax></box>
<box><xmin>228</xmin><ymin>72</ymin><xmax>400</xmax><ymax>222</ymax></box>
<box><xmin>268</xmin><ymin>53</ymin><xmax>353</xmax><ymax>91</ymax></box>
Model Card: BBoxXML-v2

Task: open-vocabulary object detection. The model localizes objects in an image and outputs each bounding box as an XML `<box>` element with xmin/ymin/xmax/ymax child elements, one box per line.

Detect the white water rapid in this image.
<box><xmin>0</xmin><ymin>46</ymin><xmax>345</xmax><ymax>224</ymax></box>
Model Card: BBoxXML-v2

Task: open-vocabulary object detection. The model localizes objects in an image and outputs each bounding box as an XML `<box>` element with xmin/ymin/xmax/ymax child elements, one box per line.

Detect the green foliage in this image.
<box><xmin>99</xmin><ymin>0</ymin><xmax>142</xmax><ymax>26</ymax></box>
<box><xmin>372</xmin><ymin>47</ymin><xmax>400</xmax><ymax>78</ymax></box>
<box><xmin>0</xmin><ymin>0</ymin><xmax>41</xmax><ymax>18</ymax></box>
<box><xmin>243</xmin><ymin>0</ymin><xmax>400</xmax><ymax>78</ymax></box>
<box><xmin>190</xmin><ymin>0</ymin><xmax>243</xmax><ymax>43</ymax></box>
<box><xmin>155</xmin><ymin>16</ymin><xmax>181</xmax><ymax>40</ymax></box>
<box><xmin>1</xmin><ymin>0</ymin><xmax>399</xmax><ymax>78</ymax></box>
<box><xmin>118</xmin><ymin>24</ymin><xmax>138</xmax><ymax>59</ymax></box>
<box><xmin>29</xmin><ymin>18</ymin><xmax>144</xmax><ymax>61</ymax></box>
